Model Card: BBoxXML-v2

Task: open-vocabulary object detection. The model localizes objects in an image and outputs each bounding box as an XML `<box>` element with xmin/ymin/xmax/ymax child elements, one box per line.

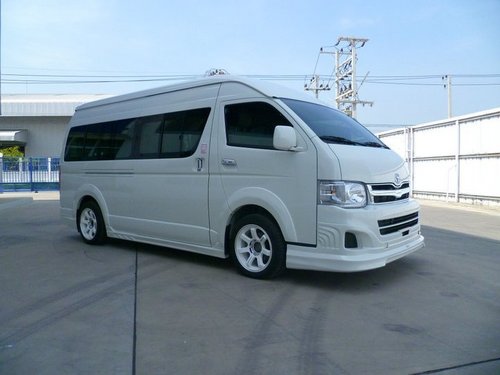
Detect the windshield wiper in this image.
<box><xmin>319</xmin><ymin>136</ymin><xmax>389</xmax><ymax>148</ymax></box>
<box><xmin>360</xmin><ymin>141</ymin><xmax>389</xmax><ymax>149</ymax></box>
<box><xmin>319</xmin><ymin>135</ymin><xmax>361</xmax><ymax>146</ymax></box>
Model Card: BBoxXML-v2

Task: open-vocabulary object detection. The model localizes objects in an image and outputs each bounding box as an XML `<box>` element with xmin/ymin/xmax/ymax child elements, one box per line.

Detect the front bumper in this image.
<box><xmin>286</xmin><ymin>199</ymin><xmax>425</xmax><ymax>272</ymax></box>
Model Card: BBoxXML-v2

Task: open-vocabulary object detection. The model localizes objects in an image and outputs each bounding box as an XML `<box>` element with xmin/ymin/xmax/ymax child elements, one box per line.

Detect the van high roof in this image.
<box><xmin>76</xmin><ymin>75</ymin><xmax>319</xmax><ymax>111</ymax></box>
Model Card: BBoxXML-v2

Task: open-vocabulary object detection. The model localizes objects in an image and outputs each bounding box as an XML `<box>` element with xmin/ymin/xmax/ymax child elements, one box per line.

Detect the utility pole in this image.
<box><xmin>304</xmin><ymin>74</ymin><xmax>330</xmax><ymax>98</ymax></box>
<box><xmin>0</xmin><ymin>0</ymin><xmax>2</xmax><ymax>116</ymax></box>
<box><xmin>333</xmin><ymin>36</ymin><xmax>372</xmax><ymax>118</ymax></box>
<box><xmin>442</xmin><ymin>75</ymin><xmax>452</xmax><ymax>118</ymax></box>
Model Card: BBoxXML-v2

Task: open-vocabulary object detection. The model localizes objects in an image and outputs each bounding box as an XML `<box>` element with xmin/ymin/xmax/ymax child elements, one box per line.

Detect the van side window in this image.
<box><xmin>85</xmin><ymin>120</ymin><xmax>136</xmax><ymax>160</ymax></box>
<box><xmin>160</xmin><ymin>108</ymin><xmax>211</xmax><ymax>158</ymax></box>
<box><xmin>84</xmin><ymin>124</ymin><xmax>104</xmax><ymax>160</ymax></box>
<box><xmin>113</xmin><ymin>119</ymin><xmax>137</xmax><ymax>159</ymax></box>
<box><xmin>64</xmin><ymin>127</ymin><xmax>86</xmax><ymax>161</ymax></box>
<box><xmin>225</xmin><ymin>102</ymin><xmax>291</xmax><ymax>149</ymax></box>
<box><xmin>137</xmin><ymin>115</ymin><xmax>164</xmax><ymax>158</ymax></box>
<box><xmin>64</xmin><ymin>108</ymin><xmax>211</xmax><ymax>162</ymax></box>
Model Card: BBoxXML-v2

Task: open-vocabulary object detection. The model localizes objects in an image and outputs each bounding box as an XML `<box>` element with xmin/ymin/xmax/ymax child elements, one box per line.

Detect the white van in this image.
<box><xmin>60</xmin><ymin>76</ymin><xmax>424</xmax><ymax>278</ymax></box>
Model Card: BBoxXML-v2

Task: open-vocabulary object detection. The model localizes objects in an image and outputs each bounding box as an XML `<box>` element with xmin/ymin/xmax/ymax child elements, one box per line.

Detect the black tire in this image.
<box><xmin>229</xmin><ymin>214</ymin><xmax>286</xmax><ymax>279</ymax></box>
<box><xmin>77</xmin><ymin>200</ymin><xmax>107</xmax><ymax>245</ymax></box>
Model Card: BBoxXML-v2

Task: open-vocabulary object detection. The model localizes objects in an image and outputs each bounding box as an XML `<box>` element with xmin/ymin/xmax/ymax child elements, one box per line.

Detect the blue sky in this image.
<box><xmin>3</xmin><ymin>0</ymin><xmax>500</xmax><ymax>128</ymax></box>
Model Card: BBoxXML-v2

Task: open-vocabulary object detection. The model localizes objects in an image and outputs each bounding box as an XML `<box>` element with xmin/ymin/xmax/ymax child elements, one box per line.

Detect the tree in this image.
<box><xmin>0</xmin><ymin>146</ymin><xmax>24</xmax><ymax>158</ymax></box>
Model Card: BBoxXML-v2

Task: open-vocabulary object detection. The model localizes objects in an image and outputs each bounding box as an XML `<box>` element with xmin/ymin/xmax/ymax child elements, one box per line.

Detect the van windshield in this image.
<box><xmin>281</xmin><ymin>98</ymin><xmax>388</xmax><ymax>148</ymax></box>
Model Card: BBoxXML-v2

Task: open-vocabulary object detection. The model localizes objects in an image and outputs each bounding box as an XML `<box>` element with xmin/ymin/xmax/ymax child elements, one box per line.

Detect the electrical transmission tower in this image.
<box><xmin>334</xmin><ymin>36</ymin><xmax>373</xmax><ymax>118</ymax></box>
<box><xmin>305</xmin><ymin>36</ymin><xmax>373</xmax><ymax>118</ymax></box>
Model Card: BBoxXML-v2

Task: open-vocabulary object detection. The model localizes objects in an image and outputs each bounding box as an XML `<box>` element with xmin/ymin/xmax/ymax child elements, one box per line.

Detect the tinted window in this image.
<box><xmin>64</xmin><ymin>108</ymin><xmax>211</xmax><ymax>161</ymax></box>
<box><xmin>161</xmin><ymin>108</ymin><xmax>211</xmax><ymax>158</ymax></box>
<box><xmin>66</xmin><ymin>119</ymin><xmax>141</xmax><ymax>161</ymax></box>
<box><xmin>113</xmin><ymin>119</ymin><xmax>137</xmax><ymax>159</ymax></box>
<box><xmin>137</xmin><ymin>115</ymin><xmax>164</xmax><ymax>158</ymax></box>
<box><xmin>83</xmin><ymin>124</ymin><xmax>104</xmax><ymax>160</ymax></box>
<box><xmin>225</xmin><ymin>102</ymin><xmax>291</xmax><ymax>149</ymax></box>
<box><xmin>64</xmin><ymin>127</ymin><xmax>86</xmax><ymax>161</ymax></box>
<box><xmin>281</xmin><ymin>99</ymin><xmax>388</xmax><ymax>148</ymax></box>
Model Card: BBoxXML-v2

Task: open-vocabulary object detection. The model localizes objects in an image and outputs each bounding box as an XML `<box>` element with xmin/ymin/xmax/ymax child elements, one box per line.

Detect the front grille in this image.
<box><xmin>374</xmin><ymin>193</ymin><xmax>410</xmax><ymax>203</ymax></box>
<box><xmin>378</xmin><ymin>212</ymin><xmax>419</xmax><ymax>235</ymax></box>
<box><xmin>368</xmin><ymin>182</ymin><xmax>410</xmax><ymax>204</ymax></box>
<box><xmin>371</xmin><ymin>182</ymin><xmax>410</xmax><ymax>191</ymax></box>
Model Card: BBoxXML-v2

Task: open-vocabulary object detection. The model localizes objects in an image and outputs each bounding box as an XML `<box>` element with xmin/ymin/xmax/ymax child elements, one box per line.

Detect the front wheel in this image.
<box><xmin>229</xmin><ymin>214</ymin><xmax>286</xmax><ymax>279</ymax></box>
<box><xmin>78</xmin><ymin>201</ymin><xmax>107</xmax><ymax>245</ymax></box>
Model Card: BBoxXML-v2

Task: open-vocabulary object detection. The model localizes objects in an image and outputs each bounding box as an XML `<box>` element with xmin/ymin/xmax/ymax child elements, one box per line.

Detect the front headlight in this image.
<box><xmin>318</xmin><ymin>180</ymin><xmax>367</xmax><ymax>208</ymax></box>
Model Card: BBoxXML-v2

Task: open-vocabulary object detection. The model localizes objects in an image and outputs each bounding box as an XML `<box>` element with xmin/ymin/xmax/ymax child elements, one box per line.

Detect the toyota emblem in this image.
<box><xmin>394</xmin><ymin>173</ymin><xmax>401</xmax><ymax>185</ymax></box>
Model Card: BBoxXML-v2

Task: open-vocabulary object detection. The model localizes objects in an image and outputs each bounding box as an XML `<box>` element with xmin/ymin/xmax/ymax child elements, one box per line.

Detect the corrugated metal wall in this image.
<box><xmin>378</xmin><ymin>108</ymin><xmax>500</xmax><ymax>206</ymax></box>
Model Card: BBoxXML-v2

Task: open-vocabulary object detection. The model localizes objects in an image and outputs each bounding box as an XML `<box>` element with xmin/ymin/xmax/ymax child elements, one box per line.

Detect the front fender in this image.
<box><xmin>226</xmin><ymin>187</ymin><xmax>298</xmax><ymax>243</ymax></box>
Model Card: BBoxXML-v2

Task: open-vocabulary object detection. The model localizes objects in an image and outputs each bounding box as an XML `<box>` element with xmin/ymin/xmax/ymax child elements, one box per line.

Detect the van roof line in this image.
<box><xmin>75</xmin><ymin>75</ymin><xmax>320</xmax><ymax>112</ymax></box>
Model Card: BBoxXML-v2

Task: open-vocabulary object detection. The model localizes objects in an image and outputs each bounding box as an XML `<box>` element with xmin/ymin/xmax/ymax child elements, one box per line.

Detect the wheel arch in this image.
<box><xmin>224</xmin><ymin>201</ymin><xmax>295</xmax><ymax>257</ymax></box>
<box><xmin>223</xmin><ymin>187</ymin><xmax>298</xmax><ymax>247</ymax></box>
<box><xmin>74</xmin><ymin>185</ymin><xmax>109</xmax><ymax>231</ymax></box>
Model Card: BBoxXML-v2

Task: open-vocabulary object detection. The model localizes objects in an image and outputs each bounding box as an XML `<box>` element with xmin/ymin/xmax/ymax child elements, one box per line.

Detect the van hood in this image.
<box><xmin>328</xmin><ymin>144</ymin><xmax>409</xmax><ymax>184</ymax></box>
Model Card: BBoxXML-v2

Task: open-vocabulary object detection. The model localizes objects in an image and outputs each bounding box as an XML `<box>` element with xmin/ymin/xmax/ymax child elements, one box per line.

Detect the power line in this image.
<box><xmin>362</xmin><ymin>81</ymin><xmax>500</xmax><ymax>86</ymax></box>
<box><xmin>3</xmin><ymin>72</ymin><xmax>199</xmax><ymax>79</ymax></box>
<box><xmin>1</xmin><ymin>73</ymin><xmax>310</xmax><ymax>84</ymax></box>
<box><xmin>1</xmin><ymin>72</ymin><xmax>499</xmax><ymax>86</ymax></box>
<box><xmin>3</xmin><ymin>71</ymin><xmax>499</xmax><ymax>79</ymax></box>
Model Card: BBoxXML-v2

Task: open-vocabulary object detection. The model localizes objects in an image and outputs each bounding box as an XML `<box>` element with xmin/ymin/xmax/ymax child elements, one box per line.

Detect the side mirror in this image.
<box><xmin>273</xmin><ymin>126</ymin><xmax>298</xmax><ymax>151</ymax></box>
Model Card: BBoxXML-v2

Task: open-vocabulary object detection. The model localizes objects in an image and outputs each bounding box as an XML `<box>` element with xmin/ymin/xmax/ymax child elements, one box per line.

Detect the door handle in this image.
<box><xmin>196</xmin><ymin>158</ymin><xmax>204</xmax><ymax>171</ymax></box>
<box><xmin>221</xmin><ymin>158</ymin><xmax>237</xmax><ymax>166</ymax></box>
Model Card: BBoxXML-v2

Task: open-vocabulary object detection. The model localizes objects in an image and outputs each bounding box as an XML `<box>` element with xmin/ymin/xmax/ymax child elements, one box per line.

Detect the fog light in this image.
<box><xmin>345</xmin><ymin>232</ymin><xmax>358</xmax><ymax>248</ymax></box>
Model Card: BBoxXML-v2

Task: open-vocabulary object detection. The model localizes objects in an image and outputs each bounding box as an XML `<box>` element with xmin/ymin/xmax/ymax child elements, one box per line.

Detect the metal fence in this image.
<box><xmin>378</xmin><ymin>108</ymin><xmax>500</xmax><ymax>206</ymax></box>
<box><xmin>0</xmin><ymin>157</ymin><xmax>60</xmax><ymax>192</ymax></box>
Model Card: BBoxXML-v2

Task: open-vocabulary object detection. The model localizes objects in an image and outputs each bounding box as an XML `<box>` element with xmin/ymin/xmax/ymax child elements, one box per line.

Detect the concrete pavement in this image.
<box><xmin>0</xmin><ymin>196</ymin><xmax>499</xmax><ymax>374</ymax></box>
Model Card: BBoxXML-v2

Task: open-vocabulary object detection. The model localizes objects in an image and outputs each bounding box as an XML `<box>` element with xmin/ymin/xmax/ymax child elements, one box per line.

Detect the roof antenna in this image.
<box><xmin>205</xmin><ymin>68</ymin><xmax>230</xmax><ymax>76</ymax></box>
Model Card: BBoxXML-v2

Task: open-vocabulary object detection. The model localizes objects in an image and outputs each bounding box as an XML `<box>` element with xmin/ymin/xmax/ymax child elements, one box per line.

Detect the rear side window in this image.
<box><xmin>64</xmin><ymin>108</ymin><xmax>211</xmax><ymax>161</ymax></box>
<box><xmin>137</xmin><ymin>115</ymin><xmax>164</xmax><ymax>158</ymax></box>
<box><xmin>64</xmin><ymin>128</ymin><xmax>86</xmax><ymax>161</ymax></box>
<box><xmin>161</xmin><ymin>108</ymin><xmax>211</xmax><ymax>158</ymax></box>
<box><xmin>224</xmin><ymin>102</ymin><xmax>291</xmax><ymax>149</ymax></box>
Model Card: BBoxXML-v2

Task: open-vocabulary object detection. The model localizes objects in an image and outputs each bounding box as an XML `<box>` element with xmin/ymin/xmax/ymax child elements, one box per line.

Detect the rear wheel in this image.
<box><xmin>229</xmin><ymin>214</ymin><xmax>286</xmax><ymax>279</ymax></box>
<box><xmin>78</xmin><ymin>201</ymin><xmax>107</xmax><ymax>245</ymax></box>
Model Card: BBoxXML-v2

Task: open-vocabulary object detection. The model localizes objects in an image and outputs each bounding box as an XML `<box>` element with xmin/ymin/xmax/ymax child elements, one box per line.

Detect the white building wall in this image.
<box><xmin>0</xmin><ymin>116</ymin><xmax>69</xmax><ymax>157</ymax></box>
<box><xmin>381</xmin><ymin>130</ymin><xmax>406</xmax><ymax>157</ymax></box>
<box><xmin>460</xmin><ymin>157</ymin><xmax>500</xmax><ymax>197</ymax></box>
<box><xmin>412</xmin><ymin>159</ymin><xmax>457</xmax><ymax>194</ymax></box>
<box><xmin>413</xmin><ymin>123</ymin><xmax>456</xmax><ymax>158</ymax></box>
<box><xmin>460</xmin><ymin>115</ymin><xmax>500</xmax><ymax>154</ymax></box>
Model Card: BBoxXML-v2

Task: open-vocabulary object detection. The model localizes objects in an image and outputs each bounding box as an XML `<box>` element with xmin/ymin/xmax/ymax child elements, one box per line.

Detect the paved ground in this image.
<box><xmin>0</xmin><ymin>193</ymin><xmax>499</xmax><ymax>374</ymax></box>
